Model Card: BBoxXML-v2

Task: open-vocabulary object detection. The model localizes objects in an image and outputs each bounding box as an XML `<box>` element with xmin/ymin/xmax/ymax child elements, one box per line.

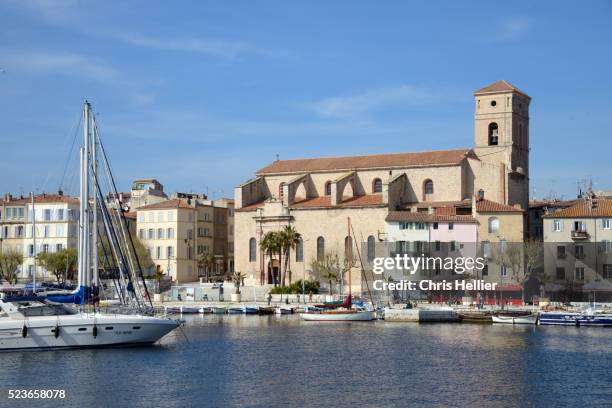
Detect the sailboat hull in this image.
<box><xmin>0</xmin><ymin>313</ymin><xmax>179</xmax><ymax>351</ymax></box>
<box><xmin>301</xmin><ymin>310</ymin><xmax>375</xmax><ymax>321</ymax></box>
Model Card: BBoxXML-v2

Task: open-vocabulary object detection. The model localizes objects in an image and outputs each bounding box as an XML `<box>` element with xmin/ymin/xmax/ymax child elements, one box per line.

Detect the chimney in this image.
<box><xmin>477</xmin><ymin>189</ymin><xmax>485</xmax><ymax>201</ymax></box>
<box><xmin>58</xmin><ymin>189</ymin><xmax>63</xmax><ymax>196</ymax></box>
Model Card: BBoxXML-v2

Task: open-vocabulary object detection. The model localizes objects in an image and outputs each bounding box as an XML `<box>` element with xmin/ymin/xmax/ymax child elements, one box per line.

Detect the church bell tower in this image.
<box><xmin>473</xmin><ymin>80</ymin><xmax>530</xmax><ymax>209</ymax></box>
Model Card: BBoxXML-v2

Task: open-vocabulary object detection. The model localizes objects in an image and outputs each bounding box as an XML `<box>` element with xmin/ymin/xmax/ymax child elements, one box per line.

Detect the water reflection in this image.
<box><xmin>0</xmin><ymin>315</ymin><xmax>610</xmax><ymax>408</ymax></box>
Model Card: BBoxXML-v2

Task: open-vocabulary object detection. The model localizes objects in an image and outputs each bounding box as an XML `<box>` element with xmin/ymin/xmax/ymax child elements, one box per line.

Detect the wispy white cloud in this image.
<box><xmin>3</xmin><ymin>52</ymin><xmax>117</xmax><ymax>82</ymax></box>
<box><xmin>306</xmin><ymin>85</ymin><xmax>451</xmax><ymax>119</ymax></box>
<box><xmin>486</xmin><ymin>17</ymin><xmax>531</xmax><ymax>43</ymax></box>
<box><xmin>3</xmin><ymin>1</ymin><xmax>290</xmax><ymax>60</ymax></box>
<box><xmin>111</xmin><ymin>31</ymin><xmax>291</xmax><ymax>59</ymax></box>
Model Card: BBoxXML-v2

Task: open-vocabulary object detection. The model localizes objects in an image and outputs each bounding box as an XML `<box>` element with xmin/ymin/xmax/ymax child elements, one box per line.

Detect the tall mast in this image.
<box><xmin>78</xmin><ymin>101</ymin><xmax>91</xmax><ymax>295</ymax></box>
<box><xmin>31</xmin><ymin>192</ymin><xmax>36</xmax><ymax>293</ymax></box>
<box><xmin>347</xmin><ymin>217</ymin><xmax>351</xmax><ymax>298</ymax></box>
<box><xmin>91</xmin><ymin>111</ymin><xmax>98</xmax><ymax>288</ymax></box>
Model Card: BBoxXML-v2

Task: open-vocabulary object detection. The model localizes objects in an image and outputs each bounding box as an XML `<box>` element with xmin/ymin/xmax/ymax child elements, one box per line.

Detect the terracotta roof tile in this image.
<box><xmin>542</xmin><ymin>198</ymin><xmax>612</xmax><ymax>218</ymax></box>
<box><xmin>401</xmin><ymin>200</ymin><xmax>471</xmax><ymax>210</ymax></box>
<box><xmin>529</xmin><ymin>199</ymin><xmax>579</xmax><ymax>209</ymax></box>
<box><xmin>386</xmin><ymin>211</ymin><xmax>476</xmax><ymax>223</ymax></box>
<box><xmin>291</xmin><ymin>194</ymin><xmax>384</xmax><ymax>209</ymax></box>
<box><xmin>236</xmin><ymin>199</ymin><xmax>267</xmax><ymax>212</ymax></box>
<box><xmin>137</xmin><ymin>199</ymin><xmax>194</xmax><ymax>210</ymax></box>
<box><xmin>256</xmin><ymin>148</ymin><xmax>474</xmax><ymax>174</ymax></box>
<box><xmin>4</xmin><ymin>194</ymin><xmax>79</xmax><ymax>205</ymax></box>
<box><xmin>474</xmin><ymin>80</ymin><xmax>530</xmax><ymax>98</ymax></box>
<box><xmin>476</xmin><ymin>199</ymin><xmax>523</xmax><ymax>213</ymax></box>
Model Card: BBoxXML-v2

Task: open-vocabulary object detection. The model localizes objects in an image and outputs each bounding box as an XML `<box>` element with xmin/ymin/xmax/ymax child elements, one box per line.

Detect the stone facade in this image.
<box><xmin>234</xmin><ymin>80</ymin><xmax>531</xmax><ymax>292</ymax></box>
<box><xmin>0</xmin><ymin>193</ymin><xmax>79</xmax><ymax>280</ymax></box>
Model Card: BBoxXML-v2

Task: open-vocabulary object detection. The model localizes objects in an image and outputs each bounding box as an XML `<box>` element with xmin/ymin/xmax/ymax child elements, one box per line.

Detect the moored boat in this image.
<box><xmin>492</xmin><ymin>311</ymin><xmax>537</xmax><ymax>325</ymax></box>
<box><xmin>539</xmin><ymin>310</ymin><xmax>612</xmax><ymax>327</ymax></box>
<box><xmin>211</xmin><ymin>306</ymin><xmax>227</xmax><ymax>314</ymax></box>
<box><xmin>301</xmin><ymin>309</ymin><xmax>375</xmax><ymax>321</ymax></box>
<box><xmin>275</xmin><ymin>306</ymin><xmax>293</xmax><ymax>315</ymax></box>
<box><xmin>458</xmin><ymin>311</ymin><xmax>493</xmax><ymax>323</ymax></box>
<box><xmin>0</xmin><ymin>300</ymin><xmax>179</xmax><ymax>351</ymax></box>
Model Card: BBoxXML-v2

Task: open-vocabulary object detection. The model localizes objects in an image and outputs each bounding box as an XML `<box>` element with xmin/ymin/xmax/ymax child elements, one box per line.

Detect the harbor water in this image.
<box><xmin>1</xmin><ymin>314</ymin><xmax>611</xmax><ymax>408</ymax></box>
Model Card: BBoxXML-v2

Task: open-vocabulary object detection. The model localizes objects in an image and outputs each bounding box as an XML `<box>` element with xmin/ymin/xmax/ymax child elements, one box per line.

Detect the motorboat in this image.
<box><xmin>0</xmin><ymin>300</ymin><xmax>179</xmax><ymax>351</ymax></box>
<box><xmin>0</xmin><ymin>102</ymin><xmax>180</xmax><ymax>351</ymax></box>
<box><xmin>539</xmin><ymin>309</ymin><xmax>612</xmax><ymax>327</ymax></box>
<box><xmin>275</xmin><ymin>306</ymin><xmax>294</xmax><ymax>315</ymax></box>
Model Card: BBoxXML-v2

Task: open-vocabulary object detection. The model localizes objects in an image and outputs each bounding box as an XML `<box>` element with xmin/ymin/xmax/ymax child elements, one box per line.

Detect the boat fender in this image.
<box><xmin>54</xmin><ymin>325</ymin><xmax>60</xmax><ymax>338</ymax></box>
<box><xmin>93</xmin><ymin>325</ymin><xmax>98</xmax><ymax>338</ymax></box>
<box><xmin>22</xmin><ymin>324</ymin><xmax>28</xmax><ymax>338</ymax></box>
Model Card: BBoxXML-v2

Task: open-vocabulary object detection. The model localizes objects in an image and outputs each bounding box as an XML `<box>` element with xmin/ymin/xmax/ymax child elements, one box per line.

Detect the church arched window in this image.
<box><xmin>488</xmin><ymin>123</ymin><xmax>499</xmax><ymax>146</ymax></box>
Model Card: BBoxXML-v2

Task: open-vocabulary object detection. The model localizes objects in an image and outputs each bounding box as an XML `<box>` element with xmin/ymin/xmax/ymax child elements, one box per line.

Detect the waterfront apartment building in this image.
<box><xmin>234</xmin><ymin>80</ymin><xmax>530</xmax><ymax>292</ymax></box>
<box><xmin>136</xmin><ymin>196</ymin><xmax>234</xmax><ymax>283</ymax></box>
<box><xmin>542</xmin><ymin>196</ymin><xmax>612</xmax><ymax>300</ymax></box>
<box><xmin>383</xmin><ymin>196</ymin><xmax>523</xmax><ymax>286</ymax></box>
<box><xmin>105</xmin><ymin>178</ymin><xmax>168</xmax><ymax>212</ymax></box>
<box><xmin>0</xmin><ymin>193</ymin><xmax>79</xmax><ymax>280</ymax></box>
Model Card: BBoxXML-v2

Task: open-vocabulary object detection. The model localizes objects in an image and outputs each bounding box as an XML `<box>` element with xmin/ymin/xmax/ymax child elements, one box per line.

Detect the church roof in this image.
<box><xmin>474</xmin><ymin>80</ymin><xmax>530</xmax><ymax>98</ymax></box>
<box><xmin>256</xmin><ymin>148</ymin><xmax>474</xmax><ymax>175</ymax></box>
<box><xmin>542</xmin><ymin>198</ymin><xmax>612</xmax><ymax>218</ymax></box>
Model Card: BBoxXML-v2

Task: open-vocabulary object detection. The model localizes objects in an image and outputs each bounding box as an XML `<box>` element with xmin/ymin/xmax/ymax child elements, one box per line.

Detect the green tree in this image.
<box><xmin>0</xmin><ymin>249</ymin><xmax>23</xmax><ymax>284</ymax></box>
<box><xmin>98</xmin><ymin>236</ymin><xmax>153</xmax><ymax>277</ymax></box>
<box><xmin>311</xmin><ymin>252</ymin><xmax>340</xmax><ymax>295</ymax></box>
<box><xmin>37</xmin><ymin>248</ymin><xmax>77</xmax><ymax>284</ymax></box>
<box><xmin>279</xmin><ymin>225</ymin><xmax>301</xmax><ymax>286</ymax></box>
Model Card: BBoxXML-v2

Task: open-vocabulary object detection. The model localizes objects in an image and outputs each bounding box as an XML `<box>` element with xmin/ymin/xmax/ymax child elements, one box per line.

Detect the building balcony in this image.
<box><xmin>571</xmin><ymin>230</ymin><xmax>589</xmax><ymax>240</ymax></box>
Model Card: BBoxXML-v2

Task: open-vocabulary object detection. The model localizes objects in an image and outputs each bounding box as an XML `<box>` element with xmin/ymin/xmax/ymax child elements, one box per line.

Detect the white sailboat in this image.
<box><xmin>0</xmin><ymin>101</ymin><xmax>180</xmax><ymax>351</ymax></box>
<box><xmin>301</xmin><ymin>218</ymin><xmax>375</xmax><ymax>322</ymax></box>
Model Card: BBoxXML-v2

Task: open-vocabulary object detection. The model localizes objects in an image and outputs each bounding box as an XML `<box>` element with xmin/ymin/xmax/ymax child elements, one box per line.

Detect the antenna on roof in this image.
<box><xmin>276</xmin><ymin>154</ymin><xmax>279</xmax><ymax>161</ymax></box>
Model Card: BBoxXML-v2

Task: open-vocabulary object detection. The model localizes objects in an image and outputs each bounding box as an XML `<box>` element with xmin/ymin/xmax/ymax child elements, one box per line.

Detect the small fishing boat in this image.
<box><xmin>228</xmin><ymin>306</ymin><xmax>259</xmax><ymax>315</ymax></box>
<box><xmin>164</xmin><ymin>306</ymin><xmax>181</xmax><ymax>314</ymax></box>
<box><xmin>210</xmin><ymin>306</ymin><xmax>227</xmax><ymax>315</ymax></box>
<box><xmin>198</xmin><ymin>306</ymin><xmax>213</xmax><ymax>314</ymax></box>
<box><xmin>275</xmin><ymin>306</ymin><xmax>293</xmax><ymax>315</ymax></box>
<box><xmin>178</xmin><ymin>306</ymin><xmax>200</xmax><ymax>314</ymax></box>
<box><xmin>458</xmin><ymin>311</ymin><xmax>493</xmax><ymax>323</ymax></box>
<box><xmin>243</xmin><ymin>306</ymin><xmax>259</xmax><ymax>315</ymax></box>
<box><xmin>492</xmin><ymin>311</ymin><xmax>537</xmax><ymax>325</ymax></box>
<box><xmin>258</xmin><ymin>307</ymin><xmax>275</xmax><ymax>315</ymax></box>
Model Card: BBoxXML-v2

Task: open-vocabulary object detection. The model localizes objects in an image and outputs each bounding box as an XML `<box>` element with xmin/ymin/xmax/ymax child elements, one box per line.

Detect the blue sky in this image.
<box><xmin>1</xmin><ymin>1</ymin><xmax>611</xmax><ymax>200</ymax></box>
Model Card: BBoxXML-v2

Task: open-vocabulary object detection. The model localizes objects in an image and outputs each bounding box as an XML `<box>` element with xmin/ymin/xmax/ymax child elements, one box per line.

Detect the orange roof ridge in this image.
<box><xmin>257</xmin><ymin>148</ymin><xmax>473</xmax><ymax>175</ymax></box>
<box><xmin>474</xmin><ymin>80</ymin><xmax>530</xmax><ymax>98</ymax></box>
<box><xmin>543</xmin><ymin>198</ymin><xmax>612</xmax><ymax>218</ymax></box>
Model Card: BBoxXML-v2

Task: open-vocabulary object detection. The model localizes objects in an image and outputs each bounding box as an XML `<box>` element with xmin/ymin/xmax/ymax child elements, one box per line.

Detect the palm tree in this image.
<box><xmin>232</xmin><ymin>271</ymin><xmax>246</xmax><ymax>294</ymax></box>
<box><xmin>197</xmin><ymin>252</ymin><xmax>216</xmax><ymax>282</ymax></box>
<box><xmin>280</xmin><ymin>225</ymin><xmax>301</xmax><ymax>286</ymax></box>
<box><xmin>260</xmin><ymin>231</ymin><xmax>282</xmax><ymax>286</ymax></box>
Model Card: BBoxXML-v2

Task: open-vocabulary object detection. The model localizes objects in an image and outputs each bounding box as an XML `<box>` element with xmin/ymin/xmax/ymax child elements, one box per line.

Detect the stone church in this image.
<box><xmin>234</xmin><ymin>80</ymin><xmax>530</xmax><ymax>288</ymax></box>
